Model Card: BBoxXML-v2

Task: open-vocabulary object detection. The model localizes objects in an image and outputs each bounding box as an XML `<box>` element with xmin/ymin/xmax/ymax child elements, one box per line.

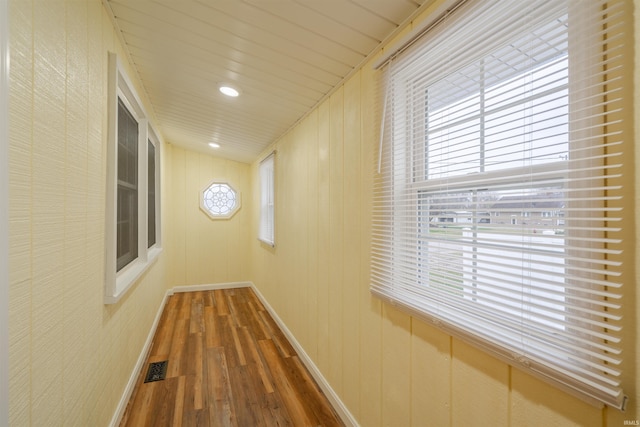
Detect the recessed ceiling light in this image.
<box><xmin>209</xmin><ymin>142</ymin><xmax>221</xmax><ymax>149</ymax></box>
<box><xmin>219</xmin><ymin>85</ymin><xmax>239</xmax><ymax>97</ymax></box>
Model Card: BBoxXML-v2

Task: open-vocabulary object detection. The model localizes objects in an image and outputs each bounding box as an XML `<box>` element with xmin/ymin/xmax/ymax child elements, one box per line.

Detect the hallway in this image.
<box><xmin>5</xmin><ymin>0</ymin><xmax>638</xmax><ymax>425</ymax></box>
<box><xmin>120</xmin><ymin>288</ymin><xmax>343</xmax><ymax>427</ymax></box>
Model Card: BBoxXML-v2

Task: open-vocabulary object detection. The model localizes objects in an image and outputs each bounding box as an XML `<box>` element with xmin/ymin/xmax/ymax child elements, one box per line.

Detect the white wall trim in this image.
<box><xmin>110</xmin><ymin>281</ymin><xmax>357</xmax><ymax>427</ymax></box>
<box><xmin>170</xmin><ymin>281</ymin><xmax>252</xmax><ymax>294</ymax></box>
<box><xmin>108</xmin><ymin>291</ymin><xmax>171</xmax><ymax>427</ymax></box>
<box><xmin>0</xmin><ymin>0</ymin><xmax>10</xmax><ymax>424</ymax></box>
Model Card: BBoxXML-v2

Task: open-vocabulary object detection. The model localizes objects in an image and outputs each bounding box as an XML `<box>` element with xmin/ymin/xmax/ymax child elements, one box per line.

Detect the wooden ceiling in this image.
<box><xmin>104</xmin><ymin>0</ymin><xmax>428</xmax><ymax>163</ymax></box>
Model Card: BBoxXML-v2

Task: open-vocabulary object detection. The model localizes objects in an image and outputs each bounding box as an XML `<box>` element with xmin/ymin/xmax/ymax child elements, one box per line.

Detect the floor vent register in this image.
<box><xmin>144</xmin><ymin>360</ymin><xmax>168</xmax><ymax>383</ymax></box>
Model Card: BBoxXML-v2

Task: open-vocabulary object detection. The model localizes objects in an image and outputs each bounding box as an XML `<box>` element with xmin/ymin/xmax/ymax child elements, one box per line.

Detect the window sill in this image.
<box><xmin>104</xmin><ymin>247</ymin><xmax>162</xmax><ymax>305</ymax></box>
<box><xmin>258</xmin><ymin>237</ymin><xmax>275</xmax><ymax>248</ymax></box>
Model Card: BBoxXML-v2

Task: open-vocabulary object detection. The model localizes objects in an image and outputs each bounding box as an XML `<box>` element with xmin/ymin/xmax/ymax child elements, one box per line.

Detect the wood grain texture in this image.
<box><xmin>120</xmin><ymin>288</ymin><xmax>344</xmax><ymax>427</ymax></box>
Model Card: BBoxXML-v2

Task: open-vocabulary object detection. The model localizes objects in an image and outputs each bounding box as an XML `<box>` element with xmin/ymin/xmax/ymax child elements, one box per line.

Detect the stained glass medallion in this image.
<box><xmin>200</xmin><ymin>181</ymin><xmax>241</xmax><ymax>219</ymax></box>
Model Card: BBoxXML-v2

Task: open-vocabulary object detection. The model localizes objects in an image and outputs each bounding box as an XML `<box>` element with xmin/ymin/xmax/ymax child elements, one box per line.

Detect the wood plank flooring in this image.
<box><xmin>120</xmin><ymin>287</ymin><xmax>344</xmax><ymax>427</ymax></box>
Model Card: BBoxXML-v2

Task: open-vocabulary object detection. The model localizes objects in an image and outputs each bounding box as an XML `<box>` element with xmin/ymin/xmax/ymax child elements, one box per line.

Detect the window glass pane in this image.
<box><xmin>203</xmin><ymin>183</ymin><xmax>237</xmax><ymax>216</ymax></box>
<box><xmin>148</xmin><ymin>140</ymin><xmax>156</xmax><ymax>248</ymax></box>
<box><xmin>116</xmin><ymin>98</ymin><xmax>138</xmax><ymax>270</ymax></box>
<box><xmin>424</xmin><ymin>42</ymin><xmax>568</xmax><ymax>179</ymax></box>
<box><xmin>418</xmin><ymin>185</ymin><xmax>566</xmax><ymax>328</ymax></box>
<box><xmin>484</xmin><ymin>57</ymin><xmax>568</xmax><ymax>171</ymax></box>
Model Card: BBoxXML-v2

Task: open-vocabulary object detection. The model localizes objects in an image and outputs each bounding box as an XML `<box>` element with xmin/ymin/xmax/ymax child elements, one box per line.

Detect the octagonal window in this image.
<box><xmin>200</xmin><ymin>181</ymin><xmax>241</xmax><ymax>220</ymax></box>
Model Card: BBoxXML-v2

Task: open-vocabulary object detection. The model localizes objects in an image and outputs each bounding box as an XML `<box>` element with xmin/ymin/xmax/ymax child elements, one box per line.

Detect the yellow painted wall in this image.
<box><xmin>5</xmin><ymin>0</ymin><xmax>638</xmax><ymax>425</ymax></box>
<box><xmin>250</xmin><ymin>1</ymin><xmax>639</xmax><ymax>426</ymax></box>
<box><xmin>165</xmin><ymin>144</ymin><xmax>251</xmax><ymax>287</ymax></box>
<box><xmin>8</xmin><ymin>0</ymin><xmax>170</xmax><ymax>425</ymax></box>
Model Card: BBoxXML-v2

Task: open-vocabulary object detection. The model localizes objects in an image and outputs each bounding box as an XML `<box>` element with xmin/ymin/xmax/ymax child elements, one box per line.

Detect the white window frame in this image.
<box><xmin>258</xmin><ymin>152</ymin><xmax>275</xmax><ymax>246</ymax></box>
<box><xmin>105</xmin><ymin>52</ymin><xmax>162</xmax><ymax>304</ymax></box>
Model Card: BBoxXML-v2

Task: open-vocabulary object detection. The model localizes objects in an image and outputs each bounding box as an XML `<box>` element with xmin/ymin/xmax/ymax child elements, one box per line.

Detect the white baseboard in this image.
<box><xmin>108</xmin><ymin>290</ymin><xmax>171</xmax><ymax>427</ymax></box>
<box><xmin>249</xmin><ymin>283</ymin><xmax>359</xmax><ymax>427</ymax></box>
<box><xmin>170</xmin><ymin>281</ymin><xmax>252</xmax><ymax>294</ymax></box>
<box><xmin>110</xmin><ymin>281</ymin><xmax>358</xmax><ymax>427</ymax></box>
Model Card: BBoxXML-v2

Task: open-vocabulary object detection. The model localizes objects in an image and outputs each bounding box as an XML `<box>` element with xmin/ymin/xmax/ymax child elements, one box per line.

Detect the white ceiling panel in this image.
<box><xmin>243</xmin><ymin>0</ymin><xmax>387</xmax><ymax>53</ymax></box>
<box><xmin>293</xmin><ymin>0</ymin><xmax>398</xmax><ymax>41</ymax></box>
<box><xmin>351</xmin><ymin>0</ymin><xmax>426</xmax><ymax>25</ymax></box>
<box><xmin>104</xmin><ymin>0</ymin><xmax>428</xmax><ymax>163</ymax></box>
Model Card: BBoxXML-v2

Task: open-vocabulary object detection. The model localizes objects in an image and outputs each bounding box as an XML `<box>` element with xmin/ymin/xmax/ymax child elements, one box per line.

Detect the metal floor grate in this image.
<box><xmin>144</xmin><ymin>360</ymin><xmax>168</xmax><ymax>383</ymax></box>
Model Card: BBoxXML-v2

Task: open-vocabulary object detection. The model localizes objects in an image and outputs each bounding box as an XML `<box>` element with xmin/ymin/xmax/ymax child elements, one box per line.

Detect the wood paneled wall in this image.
<box><xmin>247</xmin><ymin>3</ymin><xmax>639</xmax><ymax>422</ymax></box>
<box><xmin>8</xmin><ymin>0</ymin><xmax>169</xmax><ymax>425</ymax></box>
<box><xmin>166</xmin><ymin>145</ymin><xmax>251</xmax><ymax>287</ymax></box>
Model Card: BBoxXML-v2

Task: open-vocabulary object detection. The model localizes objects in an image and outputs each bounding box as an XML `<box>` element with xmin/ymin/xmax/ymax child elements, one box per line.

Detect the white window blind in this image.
<box><xmin>372</xmin><ymin>0</ymin><xmax>627</xmax><ymax>409</ymax></box>
<box><xmin>259</xmin><ymin>152</ymin><xmax>276</xmax><ymax>246</ymax></box>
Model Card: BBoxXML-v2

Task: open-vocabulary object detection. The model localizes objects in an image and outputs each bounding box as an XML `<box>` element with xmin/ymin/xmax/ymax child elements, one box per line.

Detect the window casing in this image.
<box><xmin>259</xmin><ymin>152</ymin><xmax>275</xmax><ymax>246</ymax></box>
<box><xmin>372</xmin><ymin>0</ymin><xmax>627</xmax><ymax>409</ymax></box>
<box><xmin>105</xmin><ymin>53</ymin><xmax>162</xmax><ymax>304</ymax></box>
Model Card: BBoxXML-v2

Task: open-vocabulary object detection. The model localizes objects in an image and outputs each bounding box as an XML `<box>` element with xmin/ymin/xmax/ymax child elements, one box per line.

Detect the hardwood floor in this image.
<box><xmin>120</xmin><ymin>287</ymin><xmax>344</xmax><ymax>427</ymax></box>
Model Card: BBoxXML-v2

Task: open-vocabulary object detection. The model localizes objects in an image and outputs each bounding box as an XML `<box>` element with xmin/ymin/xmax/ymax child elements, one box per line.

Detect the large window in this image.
<box><xmin>258</xmin><ymin>152</ymin><xmax>275</xmax><ymax>246</ymax></box>
<box><xmin>105</xmin><ymin>53</ymin><xmax>162</xmax><ymax>304</ymax></box>
<box><xmin>372</xmin><ymin>0</ymin><xmax>627</xmax><ymax>409</ymax></box>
